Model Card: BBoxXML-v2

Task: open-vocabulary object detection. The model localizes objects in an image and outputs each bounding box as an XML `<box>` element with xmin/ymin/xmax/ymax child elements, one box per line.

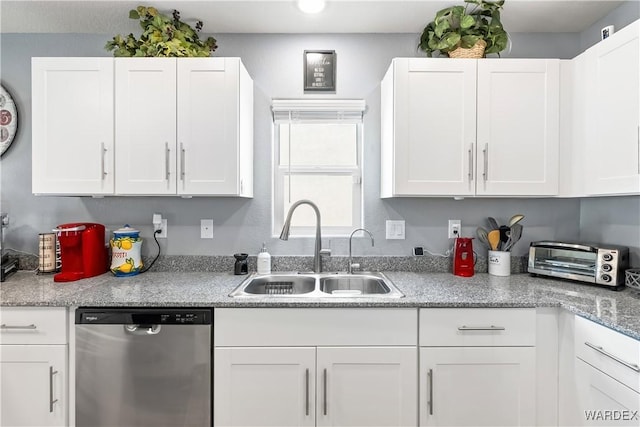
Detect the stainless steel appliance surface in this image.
<box><xmin>75</xmin><ymin>307</ymin><xmax>212</xmax><ymax>427</ymax></box>
<box><xmin>528</xmin><ymin>241</ymin><xmax>629</xmax><ymax>288</ymax></box>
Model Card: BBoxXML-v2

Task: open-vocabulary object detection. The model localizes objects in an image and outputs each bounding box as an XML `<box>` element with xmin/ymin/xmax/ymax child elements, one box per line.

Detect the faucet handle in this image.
<box><xmin>320</xmin><ymin>249</ymin><xmax>332</xmax><ymax>257</ymax></box>
<box><xmin>350</xmin><ymin>262</ymin><xmax>361</xmax><ymax>272</ymax></box>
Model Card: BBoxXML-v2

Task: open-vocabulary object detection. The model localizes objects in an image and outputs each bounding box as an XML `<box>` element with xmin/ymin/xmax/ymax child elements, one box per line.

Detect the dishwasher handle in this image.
<box><xmin>124</xmin><ymin>324</ymin><xmax>162</xmax><ymax>335</ymax></box>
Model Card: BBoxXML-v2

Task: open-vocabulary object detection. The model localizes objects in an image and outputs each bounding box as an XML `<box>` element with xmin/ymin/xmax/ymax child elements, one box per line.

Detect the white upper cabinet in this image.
<box><xmin>115</xmin><ymin>58</ymin><xmax>177</xmax><ymax>195</ymax></box>
<box><xmin>381</xmin><ymin>57</ymin><xmax>559</xmax><ymax>198</ymax></box>
<box><xmin>32</xmin><ymin>57</ymin><xmax>253</xmax><ymax>197</ymax></box>
<box><xmin>381</xmin><ymin>58</ymin><xmax>477</xmax><ymax>197</ymax></box>
<box><xmin>177</xmin><ymin>58</ymin><xmax>253</xmax><ymax>196</ymax></box>
<box><xmin>32</xmin><ymin>58</ymin><xmax>114</xmax><ymax>195</ymax></box>
<box><xmin>115</xmin><ymin>57</ymin><xmax>253</xmax><ymax>196</ymax></box>
<box><xmin>476</xmin><ymin>60</ymin><xmax>559</xmax><ymax>196</ymax></box>
<box><xmin>585</xmin><ymin>21</ymin><xmax>640</xmax><ymax>195</ymax></box>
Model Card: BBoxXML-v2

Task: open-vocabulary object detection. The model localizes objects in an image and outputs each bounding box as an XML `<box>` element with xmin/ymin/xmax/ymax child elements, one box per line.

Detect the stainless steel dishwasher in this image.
<box><xmin>75</xmin><ymin>307</ymin><xmax>212</xmax><ymax>427</ymax></box>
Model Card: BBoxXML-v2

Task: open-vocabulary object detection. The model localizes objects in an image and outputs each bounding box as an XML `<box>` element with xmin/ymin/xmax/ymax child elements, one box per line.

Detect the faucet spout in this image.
<box><xmin>348</xmin><ymin>228</ymin><xmax>374</xmax><ymax>274</ymax></box>
<box><xmin>280</xmin><ymin>199</ymin><xmax>325</xmax><ymax>273</ymax></box>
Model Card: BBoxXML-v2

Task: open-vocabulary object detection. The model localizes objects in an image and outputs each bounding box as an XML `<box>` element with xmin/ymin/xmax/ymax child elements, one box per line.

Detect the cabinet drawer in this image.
<box><xmin>575</xmin><ymin>315</ymin><xmax>639</xmax><ymax>393</ymax></box>
<box><xmin>0</xmin><ymin>307</ymin><xmax>67</xmax><ymax>344</ymax></box>
<box><xmin>215</xmin><ymin>308</ymin><xmax>417</xmax><ymax>346</ymax></box>
<box><xmin>419</xmin><ymin>308</ymin><xmax>536</xmax><ymax>346</ymax></box>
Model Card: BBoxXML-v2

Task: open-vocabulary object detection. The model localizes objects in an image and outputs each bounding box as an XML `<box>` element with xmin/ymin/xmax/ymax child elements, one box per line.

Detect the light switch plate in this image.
<box><xmin>385</xmin><ymin>220</ymin><xmax>405</xmax><ymax>240</ymax></box>
<box><xmin>200</xmin><ymin>219</ymin><xmax>214</xmax><ymax>239</ymax></box>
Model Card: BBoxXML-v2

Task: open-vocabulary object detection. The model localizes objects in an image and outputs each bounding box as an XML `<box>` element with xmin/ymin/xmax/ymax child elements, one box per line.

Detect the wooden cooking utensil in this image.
<box><xmin>487</xmin><ymin>230</ymin><xmax>501</xmax><ymax>251</ymax></box>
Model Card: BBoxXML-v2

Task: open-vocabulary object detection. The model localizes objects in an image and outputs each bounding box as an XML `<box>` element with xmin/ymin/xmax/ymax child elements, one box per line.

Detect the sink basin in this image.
<box><xmin>229</xmin><ymin>272</ymin><xmax>404</xmax><ymax>298</ymax></box>
<box><xmin>320</xmin><ymin>275</ymin><xmax>390</xmax><ymax>295</ymax></box>
<box><xmin>240</xmin><ymin>275</ymin><xmax>315</xmax><ymax>295</ymax></box>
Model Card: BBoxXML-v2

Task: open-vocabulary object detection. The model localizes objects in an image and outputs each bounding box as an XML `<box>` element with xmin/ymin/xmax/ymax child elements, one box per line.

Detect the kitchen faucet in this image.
<box><xmin>348</xmin><ymin>228</ymin><xmax>374</xmax><ymax>274</ymax></box>
<box><xmin>279</xmin><ymin>199</ymin><xmax>330</xmax><ymax>273</ymax></box>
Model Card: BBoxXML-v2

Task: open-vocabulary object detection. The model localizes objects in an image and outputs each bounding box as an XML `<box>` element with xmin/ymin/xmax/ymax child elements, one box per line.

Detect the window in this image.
<box><xmin>272</xmin><ymin>99</ymin><xmax>365</xmax><ymax>237</ymax></box>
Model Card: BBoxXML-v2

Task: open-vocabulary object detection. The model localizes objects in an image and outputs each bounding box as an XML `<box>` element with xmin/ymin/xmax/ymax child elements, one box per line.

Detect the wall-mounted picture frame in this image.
<box><xmin>304</xmin><ymin>50</ymin><xmax>336</xmax><ymax>92</ymax></box>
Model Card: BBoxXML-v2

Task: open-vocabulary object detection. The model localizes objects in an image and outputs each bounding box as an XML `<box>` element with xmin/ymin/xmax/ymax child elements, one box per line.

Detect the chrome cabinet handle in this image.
<box><xmin>482</xmin><ymin>143</ymin><xmax>488</xmax><ymax>182</ymax></box>
<box><xmin>180</xmin><ymin>143</ymin><xmax>186</xmax><ymax>182</ymax></box>
<box><xmin>305</xmin><ymin>368</ymin><xmax>310</xmax><ymax>416</ymax></box>
<box><xmin>165</xmin><ymin>142</ymin><xmax>170</xmax><ymax>181</ymax></box>
<box><xmin>427</xmin><ymin>369</ymin><xmax>433</xmax><ymax>415</ymax></box>
<box><xmin>1</xmin><ymin>324</ymin><xmax>37</xmax><ymax>330</ymax></box>
<box><xmin>100</xmin><ymin>142</ymin><xmax>107</xmax><ymax>179</ymax></box>
<box><xmin>458</xmin><ymin>325</ymin><xmax>506</xmax><ymax>331</ymax></box>
<box><xmin>585</xmin><ymin>341</ymin><xmax>640</xmax><ymax>372</ymax></box>
<box><xmin>637</xmin><ymin>125</ymin><xmax>639</xmax><ymax>174</ymax></box>
<box><xmin>323</xmin><ymin>368</ymin><xmax>328</xmax><ymax>416</ymax></box>
<box><xmin>49</xmin><ymin>366</ymin><xmax>58</xmax><ymax>413</ymax></box>
<box><xmin>468</xmin><ymin>144</ymin><xmax>474</xmax><ymax>182</ymax></box>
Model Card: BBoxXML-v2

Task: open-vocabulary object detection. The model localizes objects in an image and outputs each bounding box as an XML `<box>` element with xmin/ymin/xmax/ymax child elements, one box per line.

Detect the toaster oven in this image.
<box><xmin>528</xmin><ymin>241</ymin><xmax>629</xmax><ymax>288</ymax></box>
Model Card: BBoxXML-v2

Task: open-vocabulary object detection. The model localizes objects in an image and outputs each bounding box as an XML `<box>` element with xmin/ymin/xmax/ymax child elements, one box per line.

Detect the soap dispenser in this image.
<box><xmin>257</xmin><ymin>242</ymin><xmax>271</xmax><ymax>275</ymax></box>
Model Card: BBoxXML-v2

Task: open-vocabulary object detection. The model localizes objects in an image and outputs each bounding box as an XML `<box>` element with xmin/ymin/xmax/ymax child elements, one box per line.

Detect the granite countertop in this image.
<box><xmin>1</xmin><ymin>270</ymin><xmax>639</xmax><ymax>340</ymax></box>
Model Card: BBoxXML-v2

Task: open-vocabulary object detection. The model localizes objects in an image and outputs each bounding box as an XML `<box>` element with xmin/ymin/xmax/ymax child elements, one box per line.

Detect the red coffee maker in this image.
<box><xmin>453</xmin><ymin>237</ymin><xmax>475</xmax><ymax>277</ymax></box>
<box><xmin>54</xmin><ymin>223</ymin><xmax>108</xmax><ymax>282</ymax></box>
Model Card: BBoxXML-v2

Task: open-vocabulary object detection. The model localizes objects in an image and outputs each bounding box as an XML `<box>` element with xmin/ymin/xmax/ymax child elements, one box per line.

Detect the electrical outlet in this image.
<box><xmin>448</xmin><ymin>219</ymin><xmax>461</xmax><ymax>239</ymax></box>
<box><xmin>200</xmin><ymin>219</ymin><xmax>214</xmax><ymax>239</ymax></box>
<box><xmin>157</xmin><ymin>219</ymin><xmax>167</xmax><ymax>239</ymax></box>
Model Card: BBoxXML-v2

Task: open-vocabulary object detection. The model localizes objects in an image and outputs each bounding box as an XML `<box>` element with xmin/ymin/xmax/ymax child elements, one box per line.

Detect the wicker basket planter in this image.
<box><xmin>448</xmin><ymin>39</ymin><xmax>487</xmax><ymax>58</ymax></box>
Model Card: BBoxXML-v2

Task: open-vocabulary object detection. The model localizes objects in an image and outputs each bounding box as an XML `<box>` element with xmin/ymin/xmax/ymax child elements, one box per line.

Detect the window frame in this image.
<box><xmin>271</xmin><ymin>99</ymin><xmax>366</xmax><ymax>238</ymax></box>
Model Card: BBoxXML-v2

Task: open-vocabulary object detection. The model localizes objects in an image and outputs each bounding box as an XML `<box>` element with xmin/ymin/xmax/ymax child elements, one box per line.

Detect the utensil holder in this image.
<box><xmin>488</xmin><ymin>250</ymin><xmax>510</xmax><ymax>277</ymax></box>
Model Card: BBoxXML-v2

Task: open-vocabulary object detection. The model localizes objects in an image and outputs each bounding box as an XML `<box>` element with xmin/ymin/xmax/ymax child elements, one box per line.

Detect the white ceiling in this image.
<box><xmin>0</xmin><ymin>0</ymin><xmax>626</xmax><ymax>34</ymax></box>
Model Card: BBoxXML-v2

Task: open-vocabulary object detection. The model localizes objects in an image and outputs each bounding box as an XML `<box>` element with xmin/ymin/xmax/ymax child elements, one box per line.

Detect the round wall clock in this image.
<box><xmin>0</xmin><ymin>84</ymin><xmax>18</xmax><ymax>157</ymax></box>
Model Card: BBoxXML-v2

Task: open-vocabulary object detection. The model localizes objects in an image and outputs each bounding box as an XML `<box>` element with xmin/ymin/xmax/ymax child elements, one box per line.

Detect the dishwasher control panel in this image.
<box><xmin>76</xmin><ymin>308</ymin><xmax>212</xmax><ymax>325</ymax></box>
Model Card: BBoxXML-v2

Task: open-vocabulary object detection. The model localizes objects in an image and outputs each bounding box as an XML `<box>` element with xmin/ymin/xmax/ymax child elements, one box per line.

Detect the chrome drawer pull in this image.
<box><xmin>585</xmin><ymin>341</ymin><xmax>640</xmax><ymax>372</ymax></box>
<box><xmin>305</xmin><ymin>368</ymin><xmax>310</xmax><ymax>416</ymax></box>
<box><xmin>49</xmin><ymin>366</ymin><xmax>58</xmax><ymax>412</ymax></box>
<box><xmin>458</xmin><ymin>325</ymin><xmax>506</xmax><ymax>331</ymax></box>
<box><xmin>468</xmin><ymin>144</ymin><xmax>474</xmax><ymax>182</ymax></box>
<box><xmin>427</xmin><ymin>368</ymin><xmax>433</xmax><ymax>415</ymax></box>
<box><xmin>323</xmin><ymin>368</ymin><xmax>328</xmax><ymax>416</ymax></box>
<box><xmin>165</xmin><ymin>142</ymin><xmax>171</xmax><ymax>181</ymax></box>
<box><xmin>1</xmin><ymin>324</ymin><xmax>37</xmax><ymax>330</ymax></box>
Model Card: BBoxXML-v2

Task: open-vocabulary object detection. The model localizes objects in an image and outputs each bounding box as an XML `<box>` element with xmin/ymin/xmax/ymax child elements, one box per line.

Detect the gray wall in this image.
<box><xmin>0</xmin><ymin>6</ymin><xmax>636</xmax><ymax>263</ymax></box>
<box><xmin>580</xmin><ymin>1</ymin><xmax>640</xmax><ymax>51</ymax></box>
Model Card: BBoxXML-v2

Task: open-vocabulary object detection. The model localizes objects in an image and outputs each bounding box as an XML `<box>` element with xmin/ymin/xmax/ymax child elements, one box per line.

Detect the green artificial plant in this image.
<box><xmin>418</xmin><ymin>0</ymin><xmax>508</xmax><ymax>57</ymax></box>
<box><xmin>105</xmin><ymin>6</ymin><xmax>217</xmax><ymax>57</ymax></box>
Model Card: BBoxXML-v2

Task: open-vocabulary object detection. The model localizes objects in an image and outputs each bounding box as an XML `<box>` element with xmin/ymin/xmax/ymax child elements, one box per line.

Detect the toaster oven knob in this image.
<box><xmin>602</xmin><ymin>253</ymin><xmax>613</xmax><ymax>262</ymax></box>
<box><xmin>601</xmin><ymin>274</ymin><xmax>612</xmax><ymax>283</ymax></box>
<box><xmin>601</xmin><ymin>264</ymin><xmax>612</xmax><ymax>272</ymax></box>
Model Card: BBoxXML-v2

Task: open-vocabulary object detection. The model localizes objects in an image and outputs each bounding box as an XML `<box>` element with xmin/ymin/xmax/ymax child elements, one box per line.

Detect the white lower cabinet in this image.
<box><xmin>0</xmin><ymin>346</ymin><xmax>66</xmax><ymax>427</ymax></box>
<box><xmin>214</xmin><ymin>308</ymin><xmax>418</xmax><ymax>427</ymax></box>
<box><xmin>418</xmin><ymin>308</ymin><xmax>537</xmax><ymax>426</ymax></box>
<box><xmin>215</xmin><ymin>347</ymin><xmax>315</xmax><ymax>427</ymax></box>
<box><xmin>572</xmin><ymin>315</ymin><xmax>640</xmax><ymax>426</ymax></box>
<box><xmin>0</xmin><ymin>307</ymin><xmax>68</xmax><ymax>427</ymax></box>
<box><xmin>419</xmin><ymin>347</ymin><xmax>536</xmax><ymax>426</ymax></box>
<box><xmin>215</xmin><ymin>346</ymin><xmax>416</xmax><ymax>427</ymax></box>
<box><xmin>575</xmin><ymin>358</ymin><xmax>640</xmax><ymax>427</ymax></box>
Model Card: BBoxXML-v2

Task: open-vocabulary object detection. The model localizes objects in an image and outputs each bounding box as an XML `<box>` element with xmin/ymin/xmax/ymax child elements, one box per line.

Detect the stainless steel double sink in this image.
<box><xmin>229</xmin><ymin>272</ymin><xmax>404</xmax><ymax>298</ymax></box>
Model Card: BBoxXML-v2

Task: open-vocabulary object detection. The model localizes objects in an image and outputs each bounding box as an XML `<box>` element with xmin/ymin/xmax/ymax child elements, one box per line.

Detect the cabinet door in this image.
<box><xmin>575</xmin><ymin>359</ymin><xmax>640</xmax><ymax>426</ymax></box>
<box><xmin>477</xmin><ymin>59</ymin><xmax>559</xmax><ymax>196</ymax></box>
<box><xmin>317</xmin><ymin>346</ymin><xmax>417</xmax><ymax>427</ymax></box>
<box><xmin>214</xmin><ymin>347</ymin><xmax>315</xmax><ymax>427</ymax></box>
<box><xmin>586</xmin><ymin>21</ymin><xmax>640</xmax><ymax>195</ymax></box>
<box><xmin>420</xmin><ymin>347</ymin><xmax>536</xmax><ymax>426</ymax></box>
<box><xmin>388</xmin><ymin>58</ymin><xmax>477</xmax><ymax>196</ymax></box>
<box><xmin>32</xmin><ymin>58</ymin><xmax>114</xmax><ymax>195</ymax></box>
<box><xmin>0</xmin><ymin>345</ymin><xmax>66</xmax><ymax>427</ymax></box>
<box><xmin>115</xmin><ymin>58</ymin><xmax>177</xmax><ymax>194</ymax></box>
<box><xmin>177</xmin><ymin>58</ymin><xmax>243</xmax><ymax>195</ymax></box>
